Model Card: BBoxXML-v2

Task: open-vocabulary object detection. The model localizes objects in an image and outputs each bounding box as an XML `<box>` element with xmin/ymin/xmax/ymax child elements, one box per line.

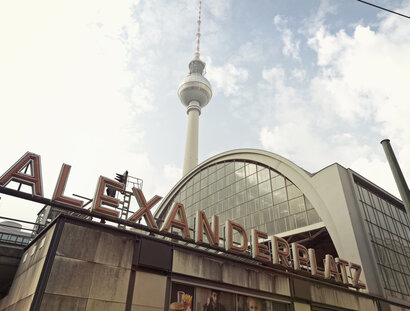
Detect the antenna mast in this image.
<box><xmin>195</xmin><ymin>0</ymin><xmax>202</xmax><ymax>59</ymax></box>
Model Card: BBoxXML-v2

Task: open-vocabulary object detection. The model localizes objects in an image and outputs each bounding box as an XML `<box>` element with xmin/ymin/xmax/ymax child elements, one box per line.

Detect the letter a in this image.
<box><xmin>0</xmin><ymin>152</ymin><xmax>43</xmax><ymax>196</ymax></box>
<box><xmin>160</xmin><ymin>203</ymin><xmax>191</xmax><ymax>239</ymax></box>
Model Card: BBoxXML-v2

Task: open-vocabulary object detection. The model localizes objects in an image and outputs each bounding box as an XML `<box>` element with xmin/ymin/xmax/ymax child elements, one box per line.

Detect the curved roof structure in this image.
<box><xmin>155</xmin><ymin>148</ymin><xmax>410</xmax><ymax>298</ymax></box>
<box><xmin>156</xmin><ymin>149</ymin><xmax>354</xmax><ymax>263</ymax></box>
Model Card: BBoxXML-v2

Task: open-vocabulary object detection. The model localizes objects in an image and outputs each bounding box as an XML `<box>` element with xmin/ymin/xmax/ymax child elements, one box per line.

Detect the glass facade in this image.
<box><xmin>356</xmin><ymin>183</ymin><xmax>410</xmax><ymax>300</ymax></box>
<box><xmin>166</xmin><ymin>160</ymin><xmax>322</xmax><ymax>240</ymax></box>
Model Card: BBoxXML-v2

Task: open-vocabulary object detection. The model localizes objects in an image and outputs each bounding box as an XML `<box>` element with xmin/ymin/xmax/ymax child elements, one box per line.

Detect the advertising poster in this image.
<box><xmin>237</xmin><ymin>295</ymin><xmax>287</xmax><ymax>311</ymax></box>
<box><xmin>170</xmin><ymin>283</ymin><xmax>195</xmax><ymax>311</ymax></box>
<box><xmin>196</xmin><ymin>287</ymin><xmax>236</xmax><ymax>311</ymax></box>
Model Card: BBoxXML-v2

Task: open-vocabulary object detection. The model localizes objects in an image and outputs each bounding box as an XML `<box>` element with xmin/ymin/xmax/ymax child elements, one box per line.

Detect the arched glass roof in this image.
<box><xmin>162</xmin><ymin>160</ymin><xmax>322</xmax><ymax>238</ymax></box>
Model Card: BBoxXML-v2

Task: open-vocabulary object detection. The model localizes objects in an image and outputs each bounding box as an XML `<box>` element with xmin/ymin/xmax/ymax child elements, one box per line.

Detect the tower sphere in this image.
<box><xmin>178</xmin><ymin>58</ymin><xmax>212</xmax><ymax>109</ymax></box>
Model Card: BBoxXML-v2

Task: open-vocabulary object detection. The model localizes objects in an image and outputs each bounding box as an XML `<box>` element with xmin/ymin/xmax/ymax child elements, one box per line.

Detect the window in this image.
<box><xmin>165</xmin><ymin>160</ymin><xmax>322</xmax><ymax>244</ymax></box>
<box><xmin>357</xmin><ymin>183</ymin><xmax>410</xmax><ymax>299</ymax></box>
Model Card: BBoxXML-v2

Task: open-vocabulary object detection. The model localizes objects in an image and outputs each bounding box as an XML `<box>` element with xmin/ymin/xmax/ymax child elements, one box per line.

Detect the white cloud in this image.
<box><xmin>206</xmin><ymin>0</ymin><xmax>232</xmax><ymax>20</ymax></box>
<box><xmin>232</xmin><ymin>41</ymin><xmax>265</xmax><ymax>64</ymax></box>
<box><xmin>0</xmin><ymin>0</ymin><xmax>193</xmax><ymax>221</ymax></box>
<box><xmin>291</xmin><ymin>69</ymin><xmax>306</xmax><ymax>81</ymax></box>
<box><xmin>282</xmin><ymin>29</ymin><xmax>301</xmax><ymax>60</ymax></box>
<box><xmin>207</xmin><ymin>61</ymin><xmax>248</xmax><ymax>96</ymax></box>
<box><xmin>259</xmin><ymin>2</ymin><xmax>410</xmax><ymax>196</ymax></box>
<box><xmin>273</xmin><ymin>15</ymin><xmax>301</xmax><ymax>60</ymax></box>
<box><xmin>309</xmin><ymin>14</ymin><xmax>410</xmax><ymax>140</ymax></box>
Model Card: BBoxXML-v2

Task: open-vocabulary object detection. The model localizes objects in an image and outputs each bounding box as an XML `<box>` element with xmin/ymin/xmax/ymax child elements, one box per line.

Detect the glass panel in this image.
<box><xmin>228</xmin><ymin>184</ymin><xmax>235</xmax><ymax>197</ymax></box>
<box><xmin>234</xmin><ymin>161</ymin><xmax>244</xmax><ymax>170</ymax></box>
<box><xmin>305</xmin><ymin>197</ymin><xmax>314</xmax><ymax>210</ymax></box>
<box><xmin>193</xmin><ymin>173</ymin><xmax>200</xmax><ymax>184</ymax></box>
<box><xmin>270</xmin><ymin>170</ymin><xmax>279</xmax><ymax>178</ymax></box>
<box><xmin>227</xmin><ymin>197</ymin><xmax>235</xmax><ymax>209</ymax></box>
<box><xmin>258</xmin><ymin>180</ymin><xmax>271</xmax><ymax>196</ymax></box>
<box><xmin>273</xmin><ymin>188</ymin><xmax>287</xmax><ymax>204</ymax></box>
<box><xmin>217</xmin><ymin>166</ymin><xmax>225</xmax><ymax>180</ymax></box>
<box><xmin>200</xmin><ymin>168</ymin><xmax>208</xmax><ymax>179</ymax></box>
<box><xmin>193</xmin><ymin>182</ymin><xmax>200</xmax><ymax>193</ymax></box>
<box><xmin>277</xmin><ymin>202</ymin><xmax>289</xmax><ymax>218</ymax></box>
<box><xmin>371</xmin><ymin>224</ymin><xmax>383</xmax><ymax>242</ymax></box>
<box><xmin>208</xmin><ymin>172</ymin><xmax>216</xmax><ymax>184</ymax></box>
<box><xmin>271</xmin><ymin>176</ymin><xmax>285</xmax><ymax>190</ymax></box>
<box><xmin>252</xmin><ymin>213</ymin><xmax>261</xmax><ymax>227</ymax></box>
<box><xmin>235</xmin><ymin>166</ymin><xmax>246</xmax><ymax>180</ymax></box>
<box><xmin>263</xmin><ymin>209</ymin><xmax>270</xmax><ymax>221</ymax></box>
<box><xmin>201</xmin><ymin>177</ymin><xmax>207</xmax><ymax>189</ymax></box>
<box><xmin>287</xmin><ymin>184</ymin><xmax>302</xmax><ymax>200</ymax></box>
<box><xmin>275</xmin><ymin>217</ymin><xmax>290</xmax><ymax>233</ymax></box>
<box><xmin>372</xmin><ymin>195</ymin><xmax>382</xmax><ymax>212</ymax></box>
<box><xmin>272</xmin><ymin>204</ymin><xmax>280</xmax><ymax>219</ymax></box>
<box><xmin>226</xmin><ymin>162</ymin><xmax>235</xmax><ymax>175</ymax></box>
<box><xmin>209</xmin><ymin>182</ymin><xmax>216</xmax><ymax>194</ymax></box>
<box><xmin>235</xmin><ymin>179</ymin><xmax>246</xmax><ymax>193</ymax></box>
<box><xmin>200</xmin><ymin>187</ymin><xmax>208</xmax><ymax>199</ymax></box>
<box><xmin>225</xmin><ymin>173</ymin><xmax>235</xmax><ymax>186</ymax></box>
<box><xmin>245</xmin><ymin>163</ymin><xmax>257</xmax><ymax>176</ymax></box>
<box><xmin>294</xmin><ymin>212</ymin><xmax>308</xmax><ymax>228</ymax></box>
<box><xmin>266</xmin><ymin>221</ymin><xmax>275</xmax><ymax>235</ymax></box>
<box><xmin>257</xmin><ymin>168</ymin><xmax>270</xmax><ymax>183</ymax></box>
<box><xmin>247</xmin><ymin>185</ymin><xmax>259</xmax><ymax>200</ymax></box>
<box><xmin>193</xmin><ymin>192</ymin><xmax>199</xmax><ymax>203</ymax></box>
<box><xmin>366</xmin><ymin>205</ymin><xmax>378</xmax><ymax>224</ymax></box>
<box><xmin>289</xmin><ymin>197</ymin><xmax>305</xmax><ymax>214</ymax></box>
<box><xmin>246</xmin><ymin>173</ymin><xmax>258</xmax><ymax>188</ymax></box>
<box><xmin>216</xmin><ymin>178</ymin><xmax>225</xmax><ymax>190</ymax></box>
<box><xmin>361</xmin><ymin>188</ymin><xmax>371</xmax><ymax>205</ymax></box>
<box><xmin>260</xmin><ymin>193</ymin><xmax>273</xmax><ymax>209</ymax></box>
<box><xmin>239</xmin><ymin>203</ymin><xmax>247</xmax><ymax>217</ymax></box>
<box><xmin>236</xmin><ymin>191</ymin><xmax>246</xmax><ymax>206</ymax></box>
<box><xmin>307</xmin><ymin>208</ymin><xmax>321</xmax><ymax>224</ymax></box>
<box><xmin>247</xmin><ymin>199</ymin><xmax>260</xmax><ymax>214</ymax></box>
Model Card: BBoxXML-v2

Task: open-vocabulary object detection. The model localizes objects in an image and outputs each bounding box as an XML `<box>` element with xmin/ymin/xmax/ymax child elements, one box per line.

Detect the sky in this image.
<box><xmin>1</xmin><ymin>0</ymin><xmax>410</xmax><ymax>224</ymax></box>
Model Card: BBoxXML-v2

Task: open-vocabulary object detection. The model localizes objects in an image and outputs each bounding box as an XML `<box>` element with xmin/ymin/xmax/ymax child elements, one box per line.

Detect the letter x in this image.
<box><xmin>127</xmin><ymin>187</ymin><xmax>162</xmax><ymax>229</ymax></box>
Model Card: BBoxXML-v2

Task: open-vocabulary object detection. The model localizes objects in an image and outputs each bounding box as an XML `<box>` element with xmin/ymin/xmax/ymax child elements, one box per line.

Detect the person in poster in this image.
<box><xmin>245</xmin><ymin>297</ymin><xmax>262</xmax><ymax>311</ymax></box>
<box><xmin>203</xmin><ymin>290</ymin><xmax>227</xmax><ymax>311</ymax></box>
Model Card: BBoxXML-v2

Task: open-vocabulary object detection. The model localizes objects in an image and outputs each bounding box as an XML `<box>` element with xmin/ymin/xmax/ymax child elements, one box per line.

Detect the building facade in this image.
<box><xmin>155</xmin><ymin>149</ymin><xmax>410</xmax><ymax>306</ymax></box>
<box><xmin>0</xmin><ymin>149</ymin><xmax>409</xmax><ymax>311</ymax></box>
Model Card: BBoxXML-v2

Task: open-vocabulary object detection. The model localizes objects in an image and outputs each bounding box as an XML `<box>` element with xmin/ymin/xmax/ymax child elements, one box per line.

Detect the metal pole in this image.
<box><xmin>380</xmin><ymin>139</ymin><xmax>410</xmax><ymax>217</ymax></box>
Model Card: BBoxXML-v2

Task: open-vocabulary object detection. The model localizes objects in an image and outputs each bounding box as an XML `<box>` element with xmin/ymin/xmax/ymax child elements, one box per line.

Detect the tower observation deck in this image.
<box><xmin>178</xmin><ymin>0</ymin><xmax>212</xmax><ymax>176</ymax></box>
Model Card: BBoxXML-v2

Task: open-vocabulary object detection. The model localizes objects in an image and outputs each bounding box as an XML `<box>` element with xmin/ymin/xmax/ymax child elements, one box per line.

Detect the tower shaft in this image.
<box><xmin>183</xmin><ymin>101</ymin><xmax>201</xmax><ymax>175</ymax></box>
<box><xmin>178</xmin><ymin>0</ymin><xmax>211</xmax><ymax>177</ymax></box>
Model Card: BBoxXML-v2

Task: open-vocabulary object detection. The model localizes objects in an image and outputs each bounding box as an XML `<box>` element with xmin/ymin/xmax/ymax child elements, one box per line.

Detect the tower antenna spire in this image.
<box><xmin>195</xmin><ymin>0</ymin><xmax>202</xmax><ymax>59</ymax></box>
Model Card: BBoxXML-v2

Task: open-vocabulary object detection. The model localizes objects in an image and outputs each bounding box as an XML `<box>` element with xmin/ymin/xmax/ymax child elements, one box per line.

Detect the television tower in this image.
<box><xmin>178</xmin><ymin>0</ymin><xmax>212</xmax><ymax>176</ymax></box>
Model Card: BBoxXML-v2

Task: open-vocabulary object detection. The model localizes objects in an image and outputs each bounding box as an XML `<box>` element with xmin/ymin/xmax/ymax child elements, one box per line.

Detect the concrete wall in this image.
<box><xmin>310</xmin><ymin>282</ymin><xmax>378</xmax><ymax>311</ymax></box>
<box><xmin>39</xmin><ymin>220</ymin><xmax>169</xmax><ymax>311</ymax></box>
<box><xmin>0</xmin><ymin>218</ymin><xmax>170</xmax><ymax>311</ymax></box>
<box><xmin>0</xmin><ymin>243</ymin><xmax>24</xmax><ymax>298</ymax></box>
<box><xmin>41</xmin><ymin>222</ymin><xmax>133</xmax><ymax>310</ymax></box>
<box><xmin>2</xmin><ymin>216</ymin><xmax>408</xmax><ymax>311</ymax></box>
<box><xmin>0</xmin><ymin>224</ymin><xmax>56</xmax><ymax>310</ymax></box>
<box><xmin>173</xmin><ymin>248</ymin><xmax>291</xmax><ymax>297</ymax></box>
